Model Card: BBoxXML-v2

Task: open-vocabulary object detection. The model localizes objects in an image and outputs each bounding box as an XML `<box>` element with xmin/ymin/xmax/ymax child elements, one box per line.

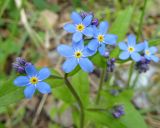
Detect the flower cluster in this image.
<box><xmin>118</xmin><ymin>35</ymin><xmax>159</xmax><ymax>63</ymax></box>
<box><xmin>58</xmin><ymin>11</ymin><xmax>159</xmax><ymax>73</ymax></box>
<box><xmin>58</xmin><ymin>11</ymin><xmax>117</xmax><ymax>73</ymax></box>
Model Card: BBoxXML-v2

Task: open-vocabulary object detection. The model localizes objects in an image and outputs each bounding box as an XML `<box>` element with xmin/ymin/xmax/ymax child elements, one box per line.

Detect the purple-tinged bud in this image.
<box><xmin>112</xmin><ymin>105</ymin><xmax>125</xmax><ymax>118</ymax></box>
<box><xmin>12</xmin><ymin>57</ymin><xmax>32</xmax><ymax>74</ymax></box>
<box><xmin>91</xmin><ymin>18</ymin><xmax>99</xmax><ymax>26</ymax></box>
<box><xmin>107</xmin><ymin>58</ymin><xmax>116</xmax><ymax>72</ymax></box>
<box><xmin>104</xmin><ymin>51</ymin><xmax>110</xmax><ymax>58</ymax></box>
<box><xmin>135</xmin><ymin>55</ymin><xmax>150</xmax><ymax>73</ymax></box>
<box><xmin>80</xmin><ymin>12</ymin><xmax>93</xmax><ymax>19</ymax></box>
<box><xmin>110</xmin><ymin>90</ymin><xmax>119</xmax><ymax>96</ymax></box>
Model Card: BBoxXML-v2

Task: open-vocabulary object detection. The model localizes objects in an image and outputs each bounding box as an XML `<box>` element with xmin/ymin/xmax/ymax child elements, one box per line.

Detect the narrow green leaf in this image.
<box><xmin>72</xmin><ymin>70</ymin><xmax>90</xmax><ymax>106</ymax></box>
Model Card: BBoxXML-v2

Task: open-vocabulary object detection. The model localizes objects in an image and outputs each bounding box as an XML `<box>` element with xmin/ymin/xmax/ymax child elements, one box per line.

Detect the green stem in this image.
<box><xmin>95</xmin><ymin>68</ymin><xmax>106</xmax><ymax>104</ymax></box>
<box><xmin>127</xmin><ymin>62</ymin><xmax>134</xmax><ymax>88</ymax></box>
<box><xmin>64</xmin><ymin>74</ymin><xmax>84</xmax><ymax>128</ymax></box>
<box><xmin>137</xmin><ymin>0</ymin><xmax>148</xmax><ymax>41</ymax></box>
<box><xmin>127</xmin><ymin>0</ymin><xmax>147</xmax><ymax>88</ymax></box>
<box><xmin>50</xmin><ymin>75</ymin><xmax>63</xmax><ymax>79</ymax></box>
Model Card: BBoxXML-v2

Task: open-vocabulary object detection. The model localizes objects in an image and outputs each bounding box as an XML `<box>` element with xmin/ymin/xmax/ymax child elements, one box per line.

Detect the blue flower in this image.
<box><xmin>57</xmin><ymin>41</ymin><xmax>95</xmax><ymax>73</ymax></box>
<box><xmin>118</xmin><ymin>34</ymin><xmax>145</xmax><ymax>62</ymax></box>
<box><xmin>14</xmin><ymin>65</ymin><xmax>51</xmax><ymax>99</ymax></box>
<box><xmin>87</xmin><ymin>21</ymin><xmax>117</xmax><ymax>55</ymax></box>
<box><xmin>64</xmin><ymin>12</ymin><xmax>93</xmax><ymax>42</ymax></box>
<box><xmin>143</xmin><ymin>41</ymin><xmax>159</xmax><ymax>62</ymax></box>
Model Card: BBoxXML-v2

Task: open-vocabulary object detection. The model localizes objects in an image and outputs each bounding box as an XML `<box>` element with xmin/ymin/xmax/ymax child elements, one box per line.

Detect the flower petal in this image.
<box><xmin>37</xmin><ymin>82</ymin><xmax>51</xmax><ymax>94</ymax></box>
<box><xmin>104</xmin><ymin>34</ymin><xmax>117</xmax><ymax>45</ymax></box>
<box><xmin>144</xmin><ymin>40</ymin><xmax>149</xmax><ymax>48</ymax></box>
<box><xmin>128</xmin><ymin>34</ymin><xmax>136</xmax><ymax>46</ymax></box>
<box><xmin>82</xmin><ymin>15</ymin><xmax>93</xmax><ymax>26</ymax></box>
<box><xmin>149</xmin><ymin>47</ymin><xmax>158</xmax><ymax>54</ymax></box>
<box><xmin>135</xmin><ymin>43</ymin><xmax>145</xmax><ymax>52</ymax></box>
<box><xmin>72</xmin><ymin>40</ymin><xmax>84</xmax><ymax>50</ymax></box>
<box><xmin>25</xmin><ymin>65</ymin><xmax>37</xmax><ymax>76</ymax></box>
<box><xmin>83</xmin><ymin>47</ymin><xmax>96</xmax><ymax>57</ymax></box>
<box><xmin>62</xmin><ymin>58</ymin><xmax>78</xmax><ymax>73</ymax></box>
<box><xmin>150</xmin><ymin>55</ymin><xmax>159</xmax><ymax>63</ymax></box>
<box><xmin>131</xmin><ymin>52</ymin><xmax>141</xmax><ymax>62</ymax></box>
<box><xmin>119</xmin><ymin>51</ymin><xmax>130</xmax><ymax>60</ymax></box>
<box><xmin>24</xmin><ymin>85</ymin><xmax>36</xmax><ymax>99</ymax></box>
<box><xmin>99</xmin><ymin>21</ymin><xmax>109</xmax><ymax>33</ymax></box>
<box><xmin>38</xmin><ymin>67</ymin><xmax>51</xmax><ymax>81</ymax></box>
<box><xmin>88</xmin><ymin>39</ymin><xmax>99</xmax><ymax>51</ymax></box>
<box><xmin>57</xmin><ymin>45</ymin><xmax>74</xmax><ymax>57</ymax></box>
<box><xmin>72</xmin><ymin>32</ymin><xmax>82</xmax><ymax>42</ymax></box>
<box><xmin>63</xmin><ymin>23</ymin><xmax>76</xmax><ymax>33</ymax></box>
<box><xmin>14</xmin><ymin>76</ymin><xmax>29</xmax><ymax>86</ymax></box>
<box><xmin>98</xmin><ymin>44</ymin><xmax>106</xmax><ymax>56</ymax></box>
<box><xmin>79</xmin><ymin>58</ymin><xmax>94</xmax><ymax>72</ymax></box>
<box><xmin>119</xmin><ymin>42</ymin><xmax>128</xmax><ymax>50</ymax></box>
<box><xmin>82</xmin><ymin>27</ymin><xmax>93</xmax><ymax>37</ymax></box>
<box><xmin>71</xmin><ymin>12</ymin><xmax>82</xmax><ymax>24</ymax></box>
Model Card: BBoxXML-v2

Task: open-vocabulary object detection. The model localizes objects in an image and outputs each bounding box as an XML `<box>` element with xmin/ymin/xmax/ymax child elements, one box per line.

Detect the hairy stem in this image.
<box><xmin>95</xmin><ymin>68</ymin><xmax>106</xmax><ymax>104</ymax></box>
<box><xmin>64</xmin><ymin>74</ymin><xmax>84</xmax><ymax>128</ymax></box>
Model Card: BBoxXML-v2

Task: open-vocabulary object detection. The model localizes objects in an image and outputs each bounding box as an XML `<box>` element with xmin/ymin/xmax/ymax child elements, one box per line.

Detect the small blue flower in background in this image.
<box><xmin>87</xmin><ymin>21</ymin><xmax>117</xmax><ymax>55</ymax></box>
<box><xmin>14</xmin><ymin>65</ymin><xmax>51</xmax><ymax>99</ymax></box>
<box><xmin>57</xmin><ymin>41</ymin><xmax>95</xmax><ymax>73</ymax></box>
<box><xmin>64</xmin><ymin>12</ymin><xmax>93</xmax><ymax>42</ymax></box>
<box><xmin>119</xmin><ymin>34</ymin><xmax>145</xmax><ymax>62</ymax></box>
<box><xmin>143</xmin><ymin>41</ymin><xmax>159</xmax><ymax>62</ymax></box>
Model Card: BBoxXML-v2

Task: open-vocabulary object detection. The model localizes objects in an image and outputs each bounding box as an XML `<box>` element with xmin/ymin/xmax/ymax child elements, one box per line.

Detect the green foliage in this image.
<box><xmin>72</xmin><ymin>70</ymin><xmax>90</xmax><ymax>106</ymax></box>
<box><xmin>86</xmin><ymin>90</ymin><xmax>148</xmax><ymax>128</ymax></box>
<box><xmin>110</xmin><ymin>6</ymin><xmax>134</xmax><ymax>58</ymax></box>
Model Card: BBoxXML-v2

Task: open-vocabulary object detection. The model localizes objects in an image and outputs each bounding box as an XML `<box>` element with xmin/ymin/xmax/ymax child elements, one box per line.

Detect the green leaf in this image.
<box><xmin>91</xmin><ymin>53</ymin><xmax>106</xmax><ymax>68</ymax></box>
<box><xmin>71</xmin><ymin>70</ymin><xmax>90</xmax><ymax>106</ymax></box>
<box><xmin>99</xmin><ymin>90</ymin><xmax>148</xmax><ymax>128</ymax></box>
<box><xmin>86</xmin><ymin>111</ymin><xmax>126</xmax><ymax>128</ymax></box>
<box><xmin>149</xmin><ymin>38</ymin><xmax>160</xmax><ymax>46</ymax></box>
<box><xmin>110</xmin><ymin>6</ymin><xmax>134</xmax><ymax>41</ymax></box>
<box><xmin>110</xmin><ymin>6</ymin><xmax>134</xmax><ymax>58</ymax></box>
<box><xmin>0</xmin><ymin>78</ymin><xmax>24</xmax><ymax>108</ymax></box>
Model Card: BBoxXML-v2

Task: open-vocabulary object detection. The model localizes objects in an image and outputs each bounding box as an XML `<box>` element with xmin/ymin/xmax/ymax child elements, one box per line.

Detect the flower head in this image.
<box><xmin>119</xmin><ymin>34</ymin><xmax>145</xmax><ymax>62</ymax></box>
<box><xmin>87</xmin><ymin>21</ymin><xmax>117</xmax><ymax>55</ymax></box>
<box><xmin>143</xmin><ymin>41</ymin><xmax>159</xmax><ymax>62</ymax></box>
<box><xmin>14</xmin><ymin>65</ymin><xmax>51</xmax><ymax>99</ymax></box>
<box><xmin>107</xmin><ymin>58</ymin><xmax>116</xmax><ymax>72</ymax></box>
<box><xmin>64</xmin><ymin>12</ymin><xmax>93</xmax><ymax>42</ymax></box>
<box><xmin>12</xmin><ymin>57</ymin><xmax>32</xmax><ymax>74</ymax></box>
<box><xmin>57</xmin><ymin>41</ymin><xmax>95</xmax><ymax>73</ymax></box>
<box><xmin>112</xmin><ymin>105</ymin><xmax>125</xmax><ymax>118</ymax></box>
<box><xmin>135</xmin><ymin>55</ymin><xmax>150</xmax><ymax>73</ymax></box>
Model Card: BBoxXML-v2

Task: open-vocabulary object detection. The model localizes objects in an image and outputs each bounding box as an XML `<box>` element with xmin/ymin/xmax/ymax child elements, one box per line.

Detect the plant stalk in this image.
<box><xmin>64</xmin><ymin>74</ymin><xmax>84</xmax><ymax>128</ymax></box>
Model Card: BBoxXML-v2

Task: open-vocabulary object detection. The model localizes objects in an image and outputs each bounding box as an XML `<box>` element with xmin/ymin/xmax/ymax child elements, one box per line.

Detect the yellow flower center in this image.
<box><xmin>76</xmin><ymin>23</ymin><xmax>85</xmax><ymax>32</ymax></box>
<box><xmin>128</xmin><ymin>47</ymin><xmax>134</xmax><ymax>53</ymax></box>
<box><xmin>74</xmin><ymin>51</ymin><xmax>83</xmax><ymax>58</ymax></box>
<box><xmin>30</xmin><ymin>77</ymin><xmax>38</xmax><ymax>85</ymax></box>
<box><xmin>145</xmin><ymin>50</ymin><xmax>150</xmax><ymax>55</ymax></box>
<box><xmin>97</xmin><ymin>34</ymin><xmax>104</xmax><ymax>42</ymax></box>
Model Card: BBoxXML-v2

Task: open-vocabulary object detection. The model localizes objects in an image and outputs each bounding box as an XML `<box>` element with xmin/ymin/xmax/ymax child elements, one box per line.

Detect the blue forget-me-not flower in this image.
<box><xmin>119</xmin><ymin>34</ymin><xmax>145</xmax><ymax>62</ymax></box>
<box><xmin>14</xmin><ymin>65</ymin><xmax>51</xmax><ymax>99</ymax></box>
<box><xmin>64</xmin><ymin>12</ymin><xmax>93</xmax><ymax>42</ymax></box>
<box><xmin>57</xmin><ymin>41</ymin><xmax>95</xmax><ymax>73</ymax></box>
<box><xmin>87</xmin><ymin>21</ymin><xmax>117</xmax><ymax>55</ymax></box>
<box><xmin>143</xmin><ymin>41</ymin><xmax>159</xmax><ymax>62</ymax></box>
